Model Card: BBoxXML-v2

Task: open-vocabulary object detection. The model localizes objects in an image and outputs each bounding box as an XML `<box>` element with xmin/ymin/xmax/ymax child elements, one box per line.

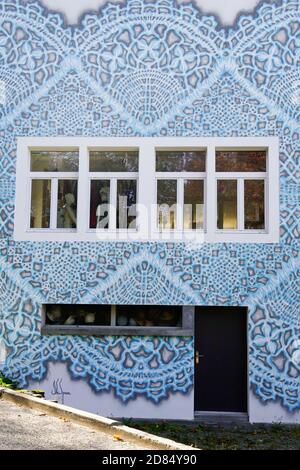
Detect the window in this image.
<box><xmin>217</xmin><ymin>180</ymin><xmax>237</xmax><ymax>230</ymax></box>
<box><xmin>46</xmin><ymin>304</ymin><xmax>111</xmax><ymax>326</ymax></box>
<box><xmin>43</xmin><ymin>304</ymin><xmax>190</xmax><ymax>336</ymax></box>
<box><xmin>89</xmin><ymin>150</ymin><xmax>138</xmax><ymax>230</ymax></box>
<box><xmin>156</xmin><ymin>150</ymin><xmax>206</xmax><ymax>231</ymax></box>
<box><xmin>29</xmin><ymin>150</ymin><xmax>78</xmax><ymax>230</ymax></box>
<box><xmin>15</xmin><ymin>137</ymin><xmax>279</xmax><ymax>242</ymax></box>
<box><xmin>116</xmin><ymin>305</ymin><xmax>182</xmax><ymax>327</ymax></box>
<box><xmin>216</xmin><ymin>150</ymin><xmax>266</xmax><ymax>231</ymax></box>
<box><xmin>244</xmin><ymin>180</ymin><xmax>265</xmax><ymax>229</ymax></box>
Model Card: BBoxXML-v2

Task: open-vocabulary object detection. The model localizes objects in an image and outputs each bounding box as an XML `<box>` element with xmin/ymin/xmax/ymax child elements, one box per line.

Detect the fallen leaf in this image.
<box><xmin>113</xmin><ymin>434</ymin><xmax>124</xmax><ymax>442</ymax></box>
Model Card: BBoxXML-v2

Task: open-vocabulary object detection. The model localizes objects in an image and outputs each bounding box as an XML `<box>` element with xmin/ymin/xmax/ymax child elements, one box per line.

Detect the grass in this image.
<box><xmin>0</xmin><ymin>374</ymin><xmax>44</xmax><ymax>398</ymax></box>
<box><xmin>0</xmin><ymin>372</ymin><xmax>17</xmax><ymax>390</ymax></box>
<box><xmin>123</xmin><ymin>419</ymin><xmax>300</xmax><ymax>450</ymax></box>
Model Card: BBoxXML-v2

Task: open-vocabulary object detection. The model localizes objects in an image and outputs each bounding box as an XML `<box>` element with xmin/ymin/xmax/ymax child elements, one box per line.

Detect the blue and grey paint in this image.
<box><xmin>0</xmin><ymin>0</ymin><xmax>299</xmax><ymax>412</ymax></box>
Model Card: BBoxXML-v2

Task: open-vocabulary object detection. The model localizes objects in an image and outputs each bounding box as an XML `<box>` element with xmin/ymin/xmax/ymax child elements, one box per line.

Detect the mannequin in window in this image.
<box><xmin>62</xmin><ymin>193</ymin><xmax>77</xmax><ymax>228</ymax></box>
<box><xmin>96</xmin><ymin>186</ymin><xmax>109</xmax><ymax>228</ymax></box>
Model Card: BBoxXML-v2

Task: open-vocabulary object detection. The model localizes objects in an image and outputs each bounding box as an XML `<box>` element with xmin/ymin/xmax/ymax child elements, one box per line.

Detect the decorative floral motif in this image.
<box><xmin>248</xmin><ymin>258</ymin><xmax>300</xmax><ymax>410</ymax></box>
<box><xmin>0</xmin><ymin>0</ymin><xmax>299</xmax><ymax>410</ymax></box>
<box><xmin>253</xmin><ymin>322</ymin><xmax>282</xmax><ymax>355</ymax></box>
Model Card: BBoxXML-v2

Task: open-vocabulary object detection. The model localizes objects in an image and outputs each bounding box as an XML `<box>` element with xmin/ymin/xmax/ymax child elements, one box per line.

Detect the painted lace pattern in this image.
<box><xmin>0</xmin><ymin>0</ymin><xmax>299</xmax><ymax>409</ymax></box>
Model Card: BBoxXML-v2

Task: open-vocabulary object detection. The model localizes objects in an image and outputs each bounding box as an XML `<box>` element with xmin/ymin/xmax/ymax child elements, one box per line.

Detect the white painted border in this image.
<box><xmin>15</xmin><ymin>136</ymin><xmax>280</xmax><ymax>243</ymax></box>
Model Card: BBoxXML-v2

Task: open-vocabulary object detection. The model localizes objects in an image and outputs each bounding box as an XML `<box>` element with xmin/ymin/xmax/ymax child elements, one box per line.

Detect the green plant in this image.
<box><xmin>0</xmin><ymin>372</ymin><xmax>17</xmax><ymax>389</ymax></box>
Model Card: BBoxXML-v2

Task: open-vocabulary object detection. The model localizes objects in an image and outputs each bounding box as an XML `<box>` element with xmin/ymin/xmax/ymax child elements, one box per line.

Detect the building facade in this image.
<box><xmin>0</xmin><ymin>0</ymin><xmax>299</xmax><ymax>423</ymax></box>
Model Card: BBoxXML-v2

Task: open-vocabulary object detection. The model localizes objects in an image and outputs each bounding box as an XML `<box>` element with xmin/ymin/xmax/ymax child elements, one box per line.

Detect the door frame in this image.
<box><xmin>193</xmin><ymin>306</ymin><xmax>249</xmax><ymax>417</ymax></box>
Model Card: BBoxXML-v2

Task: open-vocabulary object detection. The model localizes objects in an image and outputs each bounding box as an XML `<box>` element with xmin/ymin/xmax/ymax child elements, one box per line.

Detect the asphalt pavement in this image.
<box><xmin>0</xmin><ymin>398</ymin><xmax>148</xmax><ymax>450</ymax></box>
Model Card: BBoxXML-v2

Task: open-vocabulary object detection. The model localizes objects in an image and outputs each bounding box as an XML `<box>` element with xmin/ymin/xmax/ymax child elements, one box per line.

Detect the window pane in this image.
<box><xmin>117</xmin><ymin>180</ymin><xmax>137</xmax><ymax>229</ymax></box>
<box><xmin>244</xmin><ymin>180</ymin><xmax>265</xmax><ymax>229</ymax></box>
<box><xmin>184</xmin><ymin>180</ymin><xmax>204</xmax><ymax>229</ymax></box>
<box><xmin>90</xmin><ymin>180</ymin><xmax>110</xmax><ymax>229</ymax></box>
<box><xmin>116</xmin><ymin>305</ymin><xmax>182</xmax><ymax>327</ymax></box>
<box><xmin>156</xmin><ymin>151</ymin><xmax>206</xmax><ymax>172</ymax></box>
<box><xmin>31</xmin><ymin>151</ymin><xmax>79</xmax><ymax>172</ymax></box>
<box><xmin>216</xmin><ymin>151</ymin><xmax>266</xmax><ymax>172</ymax></box>
<box><xmin>217</xmin><ymin>180</ymin><xmax>237</xmax><ymax>229</ymax></box>
<box><xmin>157</xmin><ymin>180</ymin><xmax>177</xmax><ymax>229</ymax></box>
<box><xmin>90</xmin><ymin>151</ymin><xmax>138</xmax><ymax>172</ymax></box>
<box><xmin>57</xmin><ymin>180</ymin><xmax>78</xmax><ymax>229</ymax></box>
<box><xmin>45</xmin><ymin>304</ymin><xmax>111</xmax><ymax>326</ymax></box>
<box><xmin>30</xmin><ymin>179</ymin><xmax>51</xmax><ymax>228</ymax></box>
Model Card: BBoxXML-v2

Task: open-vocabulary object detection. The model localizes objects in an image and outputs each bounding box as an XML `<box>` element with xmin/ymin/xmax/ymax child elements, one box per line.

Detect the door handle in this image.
<box><xmin>195</xmin><ymin>351</ymin><xmax>204</xmax><ymax>364</ymax></box>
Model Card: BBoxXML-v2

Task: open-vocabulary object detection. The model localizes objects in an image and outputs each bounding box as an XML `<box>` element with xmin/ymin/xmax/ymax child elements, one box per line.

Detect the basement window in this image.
<box><xmin>42</xmin><ymin>304</ymin><xmax>193</xmax><ymax>336</ymax></box>
<box><xmin>116</xmin><ymin>305</ymin><xmax>182</xmax><ymax>327</ymax></box>
<box><xmin>45</xmin><ymin>304</ymin><xmax>111</xmax><ymax>326</ymax></box>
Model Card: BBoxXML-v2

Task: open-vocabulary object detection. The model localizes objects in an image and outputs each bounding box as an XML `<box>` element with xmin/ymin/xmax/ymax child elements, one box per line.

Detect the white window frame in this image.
<box><xmin>216</xmin><ymin>176</ymin><xmax>266</xmax><ymax>231</ymax></box>
<box><xmin>24</xmin><ymin>145</ymin><xmax>79</xmax><ymax>233</ymax></box>
<box><xmin>88</xmin><ymin>147</ymin><xmax>139</xmax><ymax>233</ymax></box>
<box><xmin>155</xmin><ymin>175</ymin><xmax>206</xmax><ymax>234</ymax></box>
<box><xmin>29</xmin><ymin>176</ymin><xmax>79</xmax><ymax>232</ymax></box>
<box><xmin>15</xmin><ymin>137</ymin><xmax>279</xmax><ymax>243</ymax></box>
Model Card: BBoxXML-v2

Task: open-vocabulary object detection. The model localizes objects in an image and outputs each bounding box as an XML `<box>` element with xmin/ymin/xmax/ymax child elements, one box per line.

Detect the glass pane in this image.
<box><xmin>31</xmin><ymin>151</ymin><xmax>79</xmax><ymax>172</ymax></box>
<box><xmin>57</xmin><ymin>180</ymin><xmax>78</xmax><ymax>229</ymax></box>
<box><xmin>156</xmin><ymin>151</ymin><xmax>206</xmax><ymax>172</ymax></box>
<box><xmin>117</xmin><ymin>180</ymin><xmax>137</xmax><ymax>229</ymax></box>
<box><xmin>244</xmin><ymin>180</ymin><xmax>265</xmax><ymax>229</ymax></box>
<box><xmin>90</xmin><ymin>180</ymin><xmax>110</xmax><ymax>229</ymax></box>
<box><xmin>30</xmin><ymin>179</ymin><xmax>51</xmax><ymax>228</ymax></box>
<box><xmin>216</xmin><ymin>150</ymin><xmax>266</xmax><ymax>172</ymax></box>
<box><xmin>217</xmin><ymin>180</ymin><xmax>237</xmax><ymax>229</ymax></box>
<box><xmin>116</xmin><ymin>305</ymin><xmax>182</xmax><ymax>327</ymax></box>
<box><xmin>157</xmin><ymin>180</ymin><xmax>177</xmax><ymax>229</ymax></box>
<box><xmin>90</xmin><ymin>151</ymin><xmax>138</xmax><ymax>172</ymax></box>
<box><xmin>45</xmin><ymin>304</ymin><xmax>111</xmax><ymax>326</ymax></box>
<box><xmin>184</xmin><ymin>180</ymin><xmax>204</xmax><ymax>229</ymax></box>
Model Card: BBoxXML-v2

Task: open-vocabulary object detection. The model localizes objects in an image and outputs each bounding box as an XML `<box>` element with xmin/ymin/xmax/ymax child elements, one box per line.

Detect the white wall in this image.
<box><xmin>25</xmin><ymin>0</ymin><xmax>262</xmax><ymax>25</ymax></box>
<box><xmin>249</xmin><ymin>393</ymin><xmax>300</xmax><ymax>424</ymax></box>
<box><xmin>29</xmin><ymin>361</ymin><xmax>300</xmax><ymax>423</ymax></box>
<box><xmin>29</xmin><ymin>361</ymin><xmax>194</xmax><ymax>420</ymax></box>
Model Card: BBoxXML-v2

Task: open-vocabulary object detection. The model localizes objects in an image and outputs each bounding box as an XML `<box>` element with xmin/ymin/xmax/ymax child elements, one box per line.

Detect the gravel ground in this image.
<box><xmin>0</xmin><ymin>399</ymin><xmax>148</xmax><ymax>450</ymax></box>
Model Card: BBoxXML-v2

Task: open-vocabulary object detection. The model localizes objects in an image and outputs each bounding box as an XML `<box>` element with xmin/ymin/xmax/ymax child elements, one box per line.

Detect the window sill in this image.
<box><xmin>14</xmin><ymin>232</ymin><xmax>279</xmax><ymax>243</ymax></box>
<box><xmin>41</xmin><ymin>325</ymin><xmax>193</xmax><ymax>337</ymax></box>
<box><xmin>14</xmin><ymin>228</ymin><xmax>279</xmax><ymax>243</ymax></box>
<box><xmin>26</xmin><ymin>229</ymin><xmax>77</xmax><ymax>233</ymax></box>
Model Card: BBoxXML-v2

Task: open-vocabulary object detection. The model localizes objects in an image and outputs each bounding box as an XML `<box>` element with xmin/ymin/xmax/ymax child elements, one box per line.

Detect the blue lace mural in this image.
<box><xmin>0</xmin><ymin>0</ymin><xmax>299</xmax><ymax>410</ymax></box>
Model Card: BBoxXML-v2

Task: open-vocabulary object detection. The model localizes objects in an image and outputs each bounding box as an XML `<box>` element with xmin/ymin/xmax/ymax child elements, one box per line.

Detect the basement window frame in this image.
<box><xmin>41</xmin><ymin>304</ymin><xmax>195</xmax><ymax>337</ymax></box>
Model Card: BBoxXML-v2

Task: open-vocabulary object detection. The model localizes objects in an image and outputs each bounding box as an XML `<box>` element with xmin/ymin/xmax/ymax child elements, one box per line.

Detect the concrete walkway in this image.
<box><xmin>0</xmin><ymin>399</ymin><xmax>148</xmax><ymax>450</ymax></box>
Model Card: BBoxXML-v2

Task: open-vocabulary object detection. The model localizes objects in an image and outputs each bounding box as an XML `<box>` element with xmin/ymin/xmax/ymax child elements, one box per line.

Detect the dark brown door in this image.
<box><xmin>194</xmin><ymin>306</ymin><xmax>248</xmax><ymax>412</ymax></box>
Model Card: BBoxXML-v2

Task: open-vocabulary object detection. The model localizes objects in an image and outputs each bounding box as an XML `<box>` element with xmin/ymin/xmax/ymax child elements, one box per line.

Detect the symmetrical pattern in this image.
<box><xmin>0</xmin><ymin>0</ymin><xmax>299</xmax><ymax>411</ymax></box>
